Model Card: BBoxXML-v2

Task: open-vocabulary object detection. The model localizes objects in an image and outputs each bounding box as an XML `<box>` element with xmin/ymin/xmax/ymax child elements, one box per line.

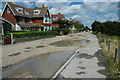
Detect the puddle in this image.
<box><xmin>77</xmin><ymin>53</ymin><xmax>94</xmax><ymax>59</ymax></box>
<box><xmin>8</xmin><ymin>52</ymin><xmax>21</xmax><ymax>56</ymax></box>
<box><xmin>25</xmin><ymin>47</ymin><xmax>32</xmax><ymax>49</ymax></box>
<box><xmin>79</xmin><ymin>61</ymin><xmax>82</xmax><ymax>63</ymax></box>
<box><xmin>36</xmin><ymin>45</ymin><xmax>44</xmax><ymax>48</ymax></box>
<box><xmin>2</xmin><ymin>51</ymin><xmax>74</xmax><ymax>78</ymax></box>
<box><xmin>77</xmin><ymin>66</ymin><xmax>86</xmax><ymax>69</ymax></box>
<box><xmin>76</xmin><ymin>72</ymin><xmax>86</xmax><ymax>75</ymax></box>
<box><xmin>24</xmin><ymin>50</ymin><xmax>31</xmax><ymax>52</ymax></box>
<box><xmin>97</xmin><ymin>69</ymin><xmax>107</xmax><ymax>76</ymax></box>
<box><xmin>50</xmin><ymin>39</ymin><xmax>89</xmax><ymax>47</ymax></box>
<box><xmin>94</xmin><ymin>50</ymin><xmax>105</xmax><ymax>67</ymax></box>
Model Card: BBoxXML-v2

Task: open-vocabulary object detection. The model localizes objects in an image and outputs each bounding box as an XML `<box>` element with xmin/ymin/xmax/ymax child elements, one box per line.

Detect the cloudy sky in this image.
<box><xmin>0</xmin><ymin>0</ymin><xmax>119</xmax><ymax>28</ymax></box>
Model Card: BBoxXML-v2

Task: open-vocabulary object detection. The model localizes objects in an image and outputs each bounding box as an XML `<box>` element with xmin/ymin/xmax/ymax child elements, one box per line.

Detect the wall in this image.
<box><xmin>2</xmin><ymin>6</ymin><xmax>16</xmax><ymax>24</ymax></box>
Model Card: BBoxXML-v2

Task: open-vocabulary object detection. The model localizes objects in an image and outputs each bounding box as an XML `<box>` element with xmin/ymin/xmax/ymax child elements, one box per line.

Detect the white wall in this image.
<box><xmin>15</xmin><ymin>24</ymin><xmax>21</xmax><ymax>31</ymax></box>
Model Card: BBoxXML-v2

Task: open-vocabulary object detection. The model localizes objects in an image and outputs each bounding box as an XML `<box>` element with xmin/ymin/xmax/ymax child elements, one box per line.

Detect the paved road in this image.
<box><xmin>59</xmin><ymin>32</ymin><xmax>106</xmax><ymax>78</ymax></box>
<box><xmin>1</xmin><ymin>32</ymin><xmax>86</xmax><ymax>68</ymax></box>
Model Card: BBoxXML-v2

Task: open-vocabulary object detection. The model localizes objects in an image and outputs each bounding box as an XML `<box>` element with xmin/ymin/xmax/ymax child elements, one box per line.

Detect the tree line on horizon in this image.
<box><xmin>53</xmin><ymin>20</ymin><xmax>89</xmax><ymax>35</ymax></box>
<box><xmin>91</xmin><ymin>21</ymin><xmax>120</xmax><ymax>36</ymax></box>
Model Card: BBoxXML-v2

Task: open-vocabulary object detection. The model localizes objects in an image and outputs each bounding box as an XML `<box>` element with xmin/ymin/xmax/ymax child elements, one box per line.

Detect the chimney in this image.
<box><xmin>58</xmin><ymin>13</ymin><xmax>61</xmax><ymax>15</ymax></box>
<box><xmin>42</xmin><ymin>4</ymin><xmax>45</xmax><ymax>7</ymax></box>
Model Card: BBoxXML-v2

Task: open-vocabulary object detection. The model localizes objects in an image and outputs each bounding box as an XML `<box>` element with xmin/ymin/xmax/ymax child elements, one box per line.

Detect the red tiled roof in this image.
<box><xmin>17</xmin><ymin>22</ymin><xmax>43</xmax><ymax>27</ymax></box>
<box><xmin>51</xmin><ymin>13</ymin><xmax>65</xmax><ymax>21</ymax></box>
<box><xmin>7</xmin><ymin>2</ymin><xmax>49</xmax><ymax>18</ymax></box>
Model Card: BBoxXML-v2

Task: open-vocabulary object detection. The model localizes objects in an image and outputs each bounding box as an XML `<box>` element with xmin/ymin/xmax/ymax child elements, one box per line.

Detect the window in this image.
<box><xmin>53</xmin><ymin>17</ymin><xmax>58</xmax><ymax>19</ymax></box>
<box><xmin>44</xmin><ymin>17</ymin><xmax>49</xmax><ymax>23</ymax></box>
<box><xmin>19</xmin><ymin>17</ymin><xmax>25</xmax><ymax>22</ymax></box>
<box><xmin>46</xmin><ymin>12</ymin><xmax>48</xmax><ymax>15</ymax></box>
<box><xmin>44</xmin><ymin>17</ymin><xmax>52</xmax><ymax>24</ymax></box>
<box><xmin>25</xmin><ymin>11</ymin><xmax>29</xmax><ymax>15</ymax></box>
<box><xmin>7</xmin><ymin>8</ymin><xmax>10</xmax><ymax>14</ymax></box>
<box><xmin>34</xmin><ymin>10</ymin><xmax>41</xmax><ymax>15</ymax></box>
<box><xmin>16</xmin><ymin>7</ymin><xmax>23</xmax><ymax>14</ymax></box>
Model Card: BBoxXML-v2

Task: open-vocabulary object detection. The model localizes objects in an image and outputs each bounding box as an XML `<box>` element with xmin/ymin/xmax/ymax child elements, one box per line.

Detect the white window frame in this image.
<box><xmin>25</xmin><ymin>11</ymin><xmax>29</xmax><ymax>15</ymax></box>
<box><xmin>43</xmin><ymin>17</ymin><xmax>52</xmax><ymax>24</ymax></box>
<box><xmin>34</xmin><ymin>10</ymin><xmax>41</xmax><ymax>15</ymax></box>
<box><xmin>15</xmin><ymin>7</ymin><xmax>23</xmax><ymax>14</ymax></box>
<box><xmin>53</xmin><ymin>17</ymin><xmax>58</xmax><ymax>20</ymax></box>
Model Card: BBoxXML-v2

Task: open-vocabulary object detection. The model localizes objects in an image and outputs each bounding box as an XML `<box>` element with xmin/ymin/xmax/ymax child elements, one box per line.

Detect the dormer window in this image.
<box><xmin>34</xmin><ymin>10</ymin><xmax>40</xmax><ymax>15</ymax></box>
<box><xmin>16</xmin><ymin>7</ymin><xmax>23</xmax><ymax>14</ymax></box>
<box><xmin>53</xmin><ymin>17</ymin><xmax>58</xmax><ymax>19</ymax></box>
<box><xmin>46</xmin><ymin>12</ymin><xmax>48</xmax><ymax>15</ymax></box>
<box><xmin>25</xmin><ymin>11</ymin><xmax>29</xmax><ymax>15</ymax></box>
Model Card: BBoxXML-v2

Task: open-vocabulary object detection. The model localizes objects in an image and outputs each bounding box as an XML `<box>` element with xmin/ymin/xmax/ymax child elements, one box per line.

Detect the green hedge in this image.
<box><xmin>7</xmin><ymin>31</ymin><xmax>59</xmax><ymax>38</ymax></box>
<box><xmin>53</xmin><ymin>27</ymin><xmax>70</xmax><ymax>35</ymax></box>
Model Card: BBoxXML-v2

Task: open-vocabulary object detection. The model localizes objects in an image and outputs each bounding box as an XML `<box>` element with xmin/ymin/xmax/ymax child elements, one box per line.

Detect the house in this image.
<box><xmin>67</xmin><ymin>19</ymin><xmax>80</xmax><ymax>30</ymax></box>
<box><xmin>1</xmin><ymin>2</ymin><xmax>52</xmax><ymax>31</ymax></box>
<box><xmin>51</xmin><ymin>13</ymin><xmax>65</xmax><ymax>28</ymax></box>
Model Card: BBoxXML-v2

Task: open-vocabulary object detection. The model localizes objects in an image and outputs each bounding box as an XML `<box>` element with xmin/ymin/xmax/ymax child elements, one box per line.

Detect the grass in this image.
<box><xmin>96</xmin><ymin>32</ymin><xmax>120</xmax><ymax>78</ymax></box>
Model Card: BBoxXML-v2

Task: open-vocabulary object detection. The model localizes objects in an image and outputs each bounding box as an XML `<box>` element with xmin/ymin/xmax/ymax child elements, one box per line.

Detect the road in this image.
<box><xmin>59</xmin><ymin>32</ymin><xmax>106</xmax><ymax>78</ymax></box>
<box><xmin>1</xmin><ymin>32</ymin><xmax>106</xmax><ymax>78</ymax></box>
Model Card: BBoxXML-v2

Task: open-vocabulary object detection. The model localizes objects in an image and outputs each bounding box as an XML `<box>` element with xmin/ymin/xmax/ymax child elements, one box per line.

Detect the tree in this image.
<box><xmin>86</xmin><ymin>26</ymin><xmax>91</xmax><ymax>31</ymax></box>
<box><xmin>73</xmin><ymin>22</ymin><xmax>84</xmax><ymax>32</ymax></box>
<box><xmin>91</xmin><ymin>21</ymin><xmax>120</xmax><ymax>36</ymax></box>
<box><xmin>91</xmin><ymin>21</ymin><xmax>101</xmax><ymax>32</ymax></box>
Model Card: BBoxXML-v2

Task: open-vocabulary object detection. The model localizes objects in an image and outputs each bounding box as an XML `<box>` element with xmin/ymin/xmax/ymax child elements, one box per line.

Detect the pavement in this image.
<box><xmin>59</xmin><ymin>32</ymin><xmax>106</xmax><ymax>78</ymax></box>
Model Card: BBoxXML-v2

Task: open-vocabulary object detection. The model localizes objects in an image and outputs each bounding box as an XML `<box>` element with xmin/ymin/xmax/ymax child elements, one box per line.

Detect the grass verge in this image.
<box><xmin>96</xmin><ymin>32</ymin><xmax>120</xmax><ymax>78</ymax></box>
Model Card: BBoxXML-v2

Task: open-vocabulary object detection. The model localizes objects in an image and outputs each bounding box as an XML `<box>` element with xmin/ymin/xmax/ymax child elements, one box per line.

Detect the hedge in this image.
<box><xmin>7</xmin><ymin>31</ymin><xmax>59</xmax><ymax>38</ymax></box>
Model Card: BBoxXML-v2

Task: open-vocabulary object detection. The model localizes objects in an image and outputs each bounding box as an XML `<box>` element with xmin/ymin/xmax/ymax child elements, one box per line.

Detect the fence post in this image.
<box><xmin>115</xmin><ymin>48</ymin><xmax>120</xmax><ymax>64</ymax></box>
<box><xmin>108</xmin><ymin>41</ymin><xmax>112</xmax><ymax>50</ymax></box>
<box><xmin>11</xmin><ymin>34</ymin><xmax>13</xmax><ymax>44</ymax></box>
<box><xmin>104</xmin><ymin>38</ymin><xmax>106</xmax><ymax>43</ymax></box>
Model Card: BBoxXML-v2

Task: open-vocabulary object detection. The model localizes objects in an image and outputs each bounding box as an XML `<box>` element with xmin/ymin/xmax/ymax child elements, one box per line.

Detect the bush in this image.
<box><xmin>7</xmin><ymin>31</ymin><xmax>59</xmax><ymax>38</ymax></box>
<box><xmin>53</xmin><ymin>27</ymin><xmax>70</xmax><ymax>35</ymax></box>
<box><xmin>61</xmin><ymin>28</ymin><xmax>70</xmax><ymax>35</ymax></box>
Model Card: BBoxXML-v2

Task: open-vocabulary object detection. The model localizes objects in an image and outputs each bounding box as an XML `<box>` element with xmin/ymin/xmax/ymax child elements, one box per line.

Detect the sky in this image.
<box><xmin>0</xmin><ymin>0</ymin><xmax>119</xmax><ymax>28</ymax></box>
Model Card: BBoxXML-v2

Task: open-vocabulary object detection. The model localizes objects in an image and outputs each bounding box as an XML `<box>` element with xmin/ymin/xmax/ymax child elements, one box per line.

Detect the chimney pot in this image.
<box><xmin>42</xmin><ymin>4</ymin><xmax>45</xmax><ymax>7</ymax></box>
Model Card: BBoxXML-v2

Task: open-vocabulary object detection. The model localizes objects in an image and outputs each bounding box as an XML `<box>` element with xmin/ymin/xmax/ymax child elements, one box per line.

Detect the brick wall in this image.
<box><xmin>2</xmin><ymin>6</ymin><xmax>16</xmax><ymax>24</ymax></box>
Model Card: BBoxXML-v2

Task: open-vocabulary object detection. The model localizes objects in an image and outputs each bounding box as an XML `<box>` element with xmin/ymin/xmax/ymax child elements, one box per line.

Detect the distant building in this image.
<box><xmin>51</xmin><ymin>13</ymin><xmax>65</xmax><ymax>27</ymax></box>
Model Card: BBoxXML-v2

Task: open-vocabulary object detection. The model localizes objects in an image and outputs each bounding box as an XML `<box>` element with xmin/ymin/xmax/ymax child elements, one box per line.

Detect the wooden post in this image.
<box><xmin>115</xmin><ymin>48</ymin><xmax>120</xmax><ymax>64</ymax></box>
<box><xmin>108</xmin><ymin>41</ymin><xmax>112</xmax><ymax>50</ymax></box>
<box><xmin>11</xmin><ymin>34</ymin><xmax>13</xmax><ymax>44</ymax></box>
<box><xmin>104</xmin><ymin>38</ymin><xmax>106</xmax><ymax>43</ymax></box>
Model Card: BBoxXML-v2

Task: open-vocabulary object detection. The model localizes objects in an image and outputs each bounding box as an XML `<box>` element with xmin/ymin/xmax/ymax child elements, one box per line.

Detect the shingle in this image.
<box><xmin>7</xmin><ymin>2</ymin><xmax>48</xmax><ymax>18</ymax></box>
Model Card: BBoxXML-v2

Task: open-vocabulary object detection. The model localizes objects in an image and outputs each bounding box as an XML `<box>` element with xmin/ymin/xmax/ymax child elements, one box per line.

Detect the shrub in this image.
<box><xmin>61</xmin><ymin>28</ymin><xmax>70</xmax><ymax>35</ymax></box>
<box><xmin>7</xmin><ymin>31</ymin><xmax>59</xmax><ymax>38</ymax></box>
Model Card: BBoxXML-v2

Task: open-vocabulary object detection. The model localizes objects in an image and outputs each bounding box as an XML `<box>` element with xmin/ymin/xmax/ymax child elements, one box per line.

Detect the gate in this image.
<box><xmin>4</xmin><ymin>34</ymin><xmax>13</xmax><ymax>45</ymax></box>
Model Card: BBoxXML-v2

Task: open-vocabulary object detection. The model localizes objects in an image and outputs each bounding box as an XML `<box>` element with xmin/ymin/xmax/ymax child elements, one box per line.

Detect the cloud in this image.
<box><xmin>35</xmin><ymin>2</ymin><xmax>71</xmax><ymax>9</ymax></box>
<box><xmin>1</xmin><ymin>0</ymin><xmax>120</xmax><ymax>2</ymax></box>
<box><xmin>0</xmin><ymin>1</ymin><xmax>118</xmax><ymax>28</ymax></box>
<box><xmin>49</xmin><ymin>2</ymin><xmax>118</xmax><ymax>27</ymax></box>
<box><xmin>0</xmin><ymin>9</ymin><xmax>2</xmax><ymax>14</ymax></box>
<box><xmin>22</xmin><ymin>1</ymin><xmax>33</xmax><ymax>8</ymax></box>
<box><xmin>83</xmin><ymin>0</ymin><xmax>119</xmax><ymax>2</ymax></box>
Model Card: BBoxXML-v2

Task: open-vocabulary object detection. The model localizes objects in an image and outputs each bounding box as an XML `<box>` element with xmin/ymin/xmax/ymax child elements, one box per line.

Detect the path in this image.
<box><xmin>59</xmin><ymin>32</ymin><xmax>106</xmax><ymax>78</ymax></box>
